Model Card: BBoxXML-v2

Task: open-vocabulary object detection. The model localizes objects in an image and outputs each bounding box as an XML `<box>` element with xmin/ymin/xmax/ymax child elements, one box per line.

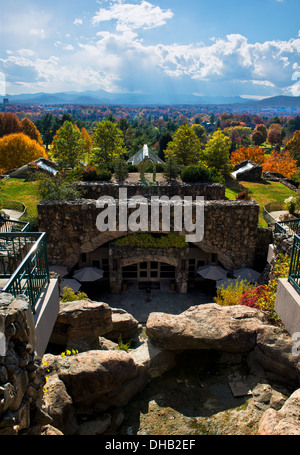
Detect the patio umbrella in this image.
<box><xmin>73</xmin><ymin>266</ymin><xmax>104</xmax><ymax>282</ymax></box>
<box><xmin>49</xmin><ymin>264</ymin><xmax>69</xmax><ymax>277</ymax></box>
<box><xmin>233</xmin><ymin>268</ymin><xmax>260</xmax><ymax>283</ymax></box>
<box><xmin>197</xmin><ymin>265</ymin><xmax>227</xmax><ymax>281</ymax></box>
<box><xmin>216</xmin><ymin>278</ymin><xmax>238</xmax><ymax>289</ymax></box>
<box><xmin>61</xmin><ymin>278</ymin><xmax>82</xmax><ymax>294</ymax></box>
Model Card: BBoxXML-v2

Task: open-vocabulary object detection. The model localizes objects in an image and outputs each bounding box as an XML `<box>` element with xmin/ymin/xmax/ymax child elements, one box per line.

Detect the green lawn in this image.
<box><xmin>0</xmin><ymin>178</ymin><xmax>40</xmax><ymax>220</ymax></box>
<box><xmin>225</xmin><ymin>176</ymin><xmax>295</xmax><ymax>227</ymax></box>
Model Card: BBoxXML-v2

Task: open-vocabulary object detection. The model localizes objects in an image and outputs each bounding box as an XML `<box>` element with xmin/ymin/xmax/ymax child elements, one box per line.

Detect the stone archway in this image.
<box><xmin>109</xmin><ymin>244</ymin><xmax>189</xmax><ymax>295</ymax></box>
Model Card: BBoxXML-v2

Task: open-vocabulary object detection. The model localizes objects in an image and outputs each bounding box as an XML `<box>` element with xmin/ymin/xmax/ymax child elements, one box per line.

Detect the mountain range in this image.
<box><xmin>3</xmin><ymin>90</ymin><xmax>300</xmax><ymax>108</ymax></box>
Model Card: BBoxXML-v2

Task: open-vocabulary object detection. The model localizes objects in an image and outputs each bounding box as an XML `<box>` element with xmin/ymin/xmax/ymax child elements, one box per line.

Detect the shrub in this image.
<box><xmin>214</xmin><ymin>280</ymin><xmax>254</xmax><ymax>307</ymax></box>
<box><xmin>97</xmin><ymin>168</ymin><xmax>112</xmax><ymax>181</ymax></box>
<box><xmin>37</xmin><ymin>173</ymin><xmax>82</xmax><ymax>201</ymax></box>
<box><xmin>181</xmin><ymin>164</ymin><xmax>212</xmax><ymax>183</ymax></box>
<box><xmin>60</xmin><ymin>286</ymin><xmax>88</xmax><ymax>302</ymax></box>
<box><xmin>82</xmin><ymin>165</ymin><xmax>99</xmax><ymax>182</ymax></box>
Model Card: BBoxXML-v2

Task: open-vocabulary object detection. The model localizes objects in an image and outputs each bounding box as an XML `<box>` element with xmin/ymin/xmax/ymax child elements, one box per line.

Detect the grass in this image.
<box><xmin>0</xmin><ymin>178</ymin><xmax>41</xmax><ymax>220</ymax></box>
<box><xmin>225</xmin><ymin>176</ymin><xmax>295</xmax><ymax>227</ymax></box>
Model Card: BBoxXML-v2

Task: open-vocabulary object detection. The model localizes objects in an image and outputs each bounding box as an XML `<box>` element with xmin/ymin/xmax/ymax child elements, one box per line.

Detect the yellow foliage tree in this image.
<box><xmin>0</xmin><ymin>133</ymin><xmax>48</xmax><ymax>173</ymax></box>
<box><xmin>262</xmin><ymin>150</ymin><xmax>297</xmax><ymax>178</ymax></box>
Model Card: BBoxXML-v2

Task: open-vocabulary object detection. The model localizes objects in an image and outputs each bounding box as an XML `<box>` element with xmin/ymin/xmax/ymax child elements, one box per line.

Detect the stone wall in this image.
<box><xmin>0</xmin><ymin>294</ymin><xmax>47</xmax><ymax>435</ymax></box>
<box><xmin>77</xmin><ymin>181</ymin><xmax>226</xmax><ymax>201</ymax></box>
<box><xmin>38</xmin><ymin>199</ymin><xmax>259</xmax><ymax>272</ymax></box>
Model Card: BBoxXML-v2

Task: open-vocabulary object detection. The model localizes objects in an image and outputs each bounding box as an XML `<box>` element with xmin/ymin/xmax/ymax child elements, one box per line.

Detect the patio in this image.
<box><xmin>82</xmin><ymin>280</ymin><xmax>215</xmax><ymax>324</ymax></box>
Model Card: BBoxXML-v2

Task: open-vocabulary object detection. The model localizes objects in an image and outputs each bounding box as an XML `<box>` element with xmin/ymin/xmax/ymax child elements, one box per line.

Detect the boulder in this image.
<box><xmin>130</xmin><ymin>340</ymin><xmax>176</xmax><ymax>379</ymax></box>
<box><xmin>258</xmin><ymin>389</ymin><xmax>300</xmax><ymax>435</ymax></box>
<box><xmin>254</xmin><ymin>326</ymin><xmax>300</xmax><ymax>386</ymax></box>
<box><xmin>146</xmin><ymin>304</ymin><xmax>267</xmax><ymax>353</ymax></box>
<box><xmin>52</xmin><ymin>350</ymin><xmax>139</xmax><ymax>410</ymax></box>
<box><xmin>105</xmin><ymin>308</ymin><xmax>139</xmax><ymax>342</ymax></box>
<box><xmin>49</xmin><ymin>300</ymin><xmax>113</xmax><ymax>347</ymax></box>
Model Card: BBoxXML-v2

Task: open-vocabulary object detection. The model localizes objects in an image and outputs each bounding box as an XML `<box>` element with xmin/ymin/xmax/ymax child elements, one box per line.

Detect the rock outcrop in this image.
<box><xmin>146</xmin><ymin>304</ymin><xmax>267</xmax><ymax>353</ymax></box>
<box><xmin>258</xmin><ymin>389</ymin><xmax>300</xmax><ymax>435</ymax></box>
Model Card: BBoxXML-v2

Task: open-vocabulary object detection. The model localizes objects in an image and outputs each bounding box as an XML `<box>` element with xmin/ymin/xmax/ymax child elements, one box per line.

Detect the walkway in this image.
<box><xmin>2</xmin><ymin>209</ymin><xmax>23</xmax><ymax>221</ymax></box>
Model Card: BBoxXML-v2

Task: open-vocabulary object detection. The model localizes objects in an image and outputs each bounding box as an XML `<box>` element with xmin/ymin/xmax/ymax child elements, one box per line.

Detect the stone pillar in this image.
<box><xmin>0</xmin><ymin>294</ymin><xmax>48</xmax><ymax>435</ymax></box>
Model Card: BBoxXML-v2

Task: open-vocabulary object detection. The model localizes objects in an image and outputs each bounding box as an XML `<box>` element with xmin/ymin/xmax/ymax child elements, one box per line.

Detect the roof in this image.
<box><xmin>127</xmin><ymin>145</ymin><xmax>165</xmax><ymax>166</ymax></box>
<box><xmin>8</xmin><ymin>158</ymin><xmax>59</xmax><ymax>177</ymax></box>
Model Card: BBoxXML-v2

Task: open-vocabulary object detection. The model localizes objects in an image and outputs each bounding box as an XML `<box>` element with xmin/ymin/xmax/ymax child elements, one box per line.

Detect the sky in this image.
<box><xmin>1</xmin><ymin>0</ymin><xmax>300</xmax><ymax>101</ymax></box>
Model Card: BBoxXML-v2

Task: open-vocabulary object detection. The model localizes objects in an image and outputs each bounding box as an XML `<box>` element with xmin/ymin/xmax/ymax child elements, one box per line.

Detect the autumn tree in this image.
<box><xmin>81</xmin><ymin>127</ymin><xmax>93</xmax><ymax>163</ymax></box>
<box><xmin>0</xmin><ymin>133</ymin><xmax>47</xmax><ymax>173</ymax></box>
<box><xmin>251</xmin><ymin>130</ymin><xmax>264</xmax><ymax>146</ymax></box>
<box><xmin>51</xmin><ymin>121</ymin><xmax>85</xmax><ymax>170</ymax></box>
<box><xmin>286</xmin><ymin>130</ymin><xmax>300</xmax><ymax>166</ymax></box>
<box><xmin>165</xmin><ymin>124</ymin><xmax>201</xmax><ymax>166</ymax></box>
<box><xmin>254</xmin><ymin>124</ymin><xmax>268</xmax><ymax>143</ymax></box>
<box><xmin>0</xmin><ymin>112</ymin><xmax>20</xmax><ymax>138</ymax></box>
<box><xmin>202</xmin><ymin>129</ymin><xmax>231</xmax><ymax>172</ymax></box>
<box><xmin>20</xmin><ymin>118</ymin><xmax>43</xmax><ymax>145</ymax></box>
<box><xmin>262</xmin><ymin>150</ymin><xmax>297</xmax><ymax>178</ymax></box>
<box><xmin>231</xmin><ymin>146</ymin><xmax>266</xmax><ymax>166</ymax></box>
<box><xmin>92</xmin><ymin>120</ymin><xmax>126</xmax><ymax>166</ymax></box>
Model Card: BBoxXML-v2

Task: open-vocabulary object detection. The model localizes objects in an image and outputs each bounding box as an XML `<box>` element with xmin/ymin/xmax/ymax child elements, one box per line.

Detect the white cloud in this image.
<box><xmin>73</xmin><ymin>18</ymin><xmax>83</xmax><ymax>25</ymax></box>
<box><xmin>29</xmin><ymin>29</ymin><xmax>46</xmax><ymax>39</ymax></box>
<box><xmin>92</xmin><ymin>0</ymin><xmax>173</xmax><ymax>31</ymax></box>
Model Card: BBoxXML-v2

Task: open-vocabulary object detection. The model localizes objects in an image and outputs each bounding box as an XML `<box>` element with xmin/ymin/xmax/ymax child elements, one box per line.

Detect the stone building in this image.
<box><xmin>38</xmin><ymin>181</ymin><xmax>263</xmax><ymax>295</ymax></box>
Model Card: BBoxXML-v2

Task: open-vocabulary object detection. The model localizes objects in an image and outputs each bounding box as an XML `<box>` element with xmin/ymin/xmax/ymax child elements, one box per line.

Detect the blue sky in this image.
<box><xmin>1</xmin><ymin>0</ymin><xmax>300</xmax><ymax>100</ymax></box>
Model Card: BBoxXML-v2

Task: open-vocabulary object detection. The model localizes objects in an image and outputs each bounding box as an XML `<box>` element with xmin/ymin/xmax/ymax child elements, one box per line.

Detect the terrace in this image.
<box><xmin>0</xmin><ymin>220</ymin><xmax>59</xmax><ymax>356</ymax></box>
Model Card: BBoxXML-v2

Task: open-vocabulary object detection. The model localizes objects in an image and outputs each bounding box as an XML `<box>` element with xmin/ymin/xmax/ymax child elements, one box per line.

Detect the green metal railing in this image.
<box><xmin>0</xmin><ymin>219</ymin><xmax>30</xmax><ymax>233</ymax></box>
<box><xmin>288</xmin><ymin>234</ymin><xmax>300</xmax><ymax>293</ymax></box>
<box><xmin>263</xmin><ymin>202</ymin><xmax>286</xmax><ymax>226</ymax></box>
<box><xmin>274</xmin><ymin>218</ymin><xmax>300</xmax><ymax>236</ymax></box>
<box><xmin>0</xmin><ymin>232</ymin><xmax>49</xmax><ymax>313</ymax></box>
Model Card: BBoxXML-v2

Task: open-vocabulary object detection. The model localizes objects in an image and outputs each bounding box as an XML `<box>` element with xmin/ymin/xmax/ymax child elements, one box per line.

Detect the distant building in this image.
<box><xmin>127</xmin><ymin>144</ymin><xmax>165</xmax><ymax>166</ymax></box>
<box><xmin>3</xmin><ymin>98</ymin><xmax>9</xmax><ymax>105</ymax></box>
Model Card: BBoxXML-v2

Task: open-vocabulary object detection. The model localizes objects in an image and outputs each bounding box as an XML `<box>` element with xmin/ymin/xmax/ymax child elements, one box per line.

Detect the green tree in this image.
<box><xmin>165</xmin><ymin>124</ymin><xmax>201</xmax><ymax>166</ymax></box>
<box><xmin>114</xmin><ymin>158</ymin><xmax>129</xmax><ymax>182</ymax></box>
<box><xmin>92</xmin><ymin>120</ymin><xmax>125</xmax><ymax>166</ymax></box>
<box><xmin>202</xmin><ymin>129</ymin><xmax>231</xmax><ymax>172</ymax></box>
<box><xmin>163</xmin><ymin>158</ymin><xmax>180</xmax><ymax>181</ymax></box>
<box><xmin>51</xmin><ymin>121</ymin><xmax>85</xmax><ymax>170</ymax></box>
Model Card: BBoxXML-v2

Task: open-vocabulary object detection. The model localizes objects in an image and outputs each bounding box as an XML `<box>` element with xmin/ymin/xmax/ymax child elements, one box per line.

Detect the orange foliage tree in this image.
<box><xmin>230</xmin><ymin>146</ymin><xmax>266</xmax><ymax>165</ymax></box>
<box><xmin>262</xmin><ymin>150</ymin><xmax>297</xmax><ymax>178</ymax></box>
<box><xmin>0</xmin><ymin>133</ymin><xmax>48</xmax><ymax>173</ymax></box>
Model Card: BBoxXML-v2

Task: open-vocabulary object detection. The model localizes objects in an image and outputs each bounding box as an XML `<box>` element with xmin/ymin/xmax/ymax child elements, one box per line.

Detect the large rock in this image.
<box><xmin>146</xmin><ymin>304</ymin><xmax>267</xmax><ymax>353</ymax></box>
<box><xmin>130</xmin><ymin>340</ymin><xmax>176</xmax><ymax>379</ymax></box>
<box><xmin>44</xmin><ymin>350</ymin><xmax>139</xmax><ymax>411</ymax></box>
<box><xmin>254</xmin><ymin>326</ymin><xmax>300</xmax><ymax>386</ymax></box>
<box><xmin>258</xmin><ymin>389</ymin><xmax>300</xmax><ymax>435</ymax></box>
<box><xmin>105</xmin><ymin>308</ymin><xmax>139</xmax><ymax>342</ymax></box>
<box><xmin>49</xmin><ymin>300</ymin><xmax>113</xmax><ymax>347</ymax></box>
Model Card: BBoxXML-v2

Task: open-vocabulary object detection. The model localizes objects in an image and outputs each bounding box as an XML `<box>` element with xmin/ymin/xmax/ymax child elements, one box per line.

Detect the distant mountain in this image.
<box><xmin>4</xmin><ymin>90</ymin><xmax>300</xmax><ymax>108</ymax></box>
<box><xmin>5</xmin><ymin>90</ymin><xmax>252</xmax><ymax>106</ymax></box>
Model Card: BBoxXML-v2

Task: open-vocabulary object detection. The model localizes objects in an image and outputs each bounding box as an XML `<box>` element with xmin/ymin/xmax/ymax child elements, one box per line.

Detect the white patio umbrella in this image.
<box><xmin>73</xmin><ymin>266</ymin><xmax>104</xmax><ymax>282</ymax></box>
<box><xmin>197</xmin><ymin>265</ymin><xmax>227</xmax><ymax>281</ymax></box>
<box><xmin>233</xmin><ymin>268</ymin><xmax>260</xmax><ymax>283</ymax></box>
<box><xmin>61</xmin><ymin>278</ymin><xmax>82</xmax><ymax>293</ymax></box>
